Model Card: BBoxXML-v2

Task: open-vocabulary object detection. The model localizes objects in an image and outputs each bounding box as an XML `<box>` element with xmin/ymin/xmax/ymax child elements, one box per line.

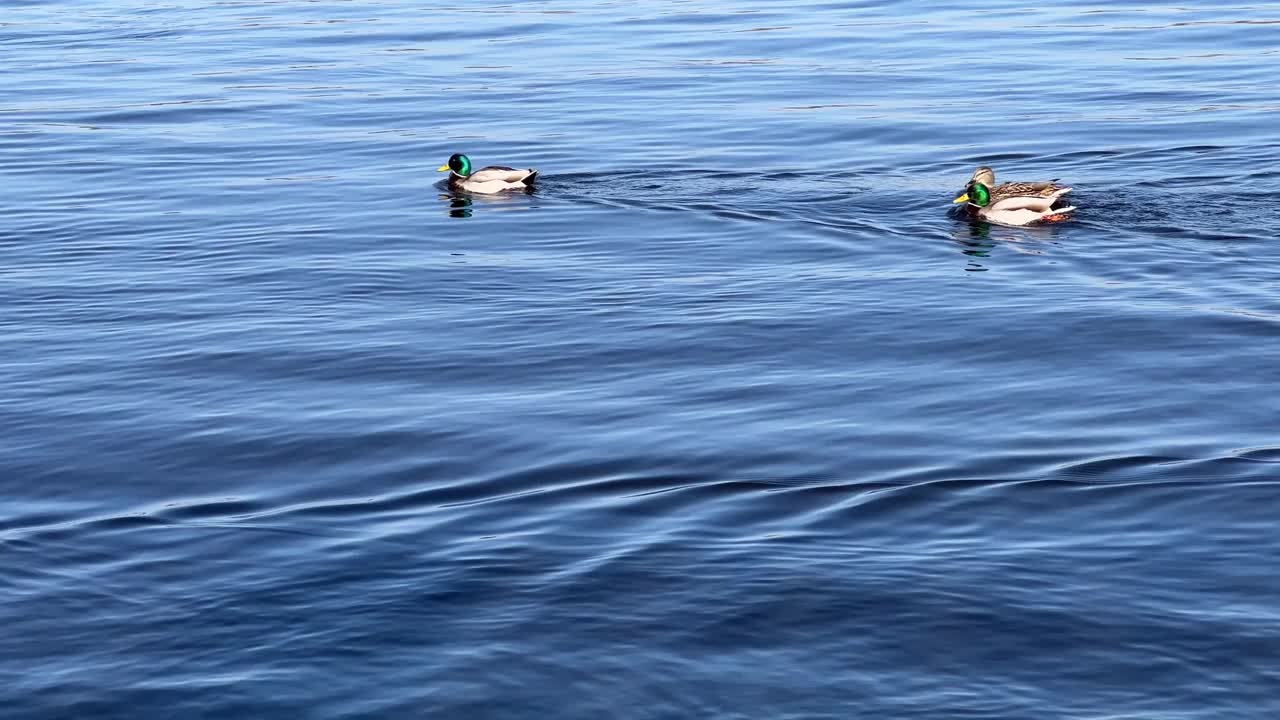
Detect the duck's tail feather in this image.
<box><xmin>1034</xmin><ymin>205</ymin><xmax>1076</xmax><ymax>224</ymax></box>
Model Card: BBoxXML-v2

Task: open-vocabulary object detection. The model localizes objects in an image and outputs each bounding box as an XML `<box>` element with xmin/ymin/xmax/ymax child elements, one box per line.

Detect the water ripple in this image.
<box><xmin>3</xmin><ymin>0</ymin><xmax>1280</xmax><ymax>717</ymax></box>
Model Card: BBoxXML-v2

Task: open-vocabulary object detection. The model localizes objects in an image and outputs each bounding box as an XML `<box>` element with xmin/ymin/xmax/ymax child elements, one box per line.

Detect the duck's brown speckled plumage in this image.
<box><xmin>989</xmin><ymin>180</ymin><xmax>1068</xmax><ymax>201</ymax></box>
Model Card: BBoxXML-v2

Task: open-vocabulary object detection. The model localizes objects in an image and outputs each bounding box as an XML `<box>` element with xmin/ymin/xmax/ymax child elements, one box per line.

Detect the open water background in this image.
<box><xmin>2</xmin><ymin>1</ymin><xmax>1279</xmax><ymax>717</ymax></box>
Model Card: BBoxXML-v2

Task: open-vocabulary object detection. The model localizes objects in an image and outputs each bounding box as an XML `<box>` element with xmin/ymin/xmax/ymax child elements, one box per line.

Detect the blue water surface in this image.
<box><xmin>2</xmin><ymin>1</ymin><xmax>1279</xmax><ymax>717</ymax></box>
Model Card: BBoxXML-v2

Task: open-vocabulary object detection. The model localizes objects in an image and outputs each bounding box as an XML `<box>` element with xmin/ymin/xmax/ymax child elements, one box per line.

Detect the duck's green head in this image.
<box><xmin>953</xmin><ymin>181</ymin><xmax>991</xmax><ymax>208</ymax></box>
<box><xmin>437</xmin><ymin>153</ymin><xmax>472</xmax><ymax>176</ymax></box>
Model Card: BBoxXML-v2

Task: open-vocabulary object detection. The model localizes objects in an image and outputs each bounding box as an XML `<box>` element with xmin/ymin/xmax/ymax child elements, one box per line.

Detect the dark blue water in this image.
<box><xmin>3</xmin><ymin>1</ymin><xmax>1280</xmax><ymax>717</ymax></box>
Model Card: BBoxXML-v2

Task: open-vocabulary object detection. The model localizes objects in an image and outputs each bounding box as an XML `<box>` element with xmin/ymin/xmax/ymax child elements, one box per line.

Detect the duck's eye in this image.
<box><xmin>969</xmin><ymin>182</ymin><xmax>991</xmax><ymax>207</ymax></box>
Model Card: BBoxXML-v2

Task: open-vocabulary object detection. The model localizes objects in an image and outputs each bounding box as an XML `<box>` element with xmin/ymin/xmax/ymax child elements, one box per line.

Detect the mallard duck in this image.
<box><xmin>952</xmin><ymin>166</ymin><xmax>1075</xmax><ymax>226</ymax></box>
<box><xmin>437</xmin><ymin>153</ymin><xmax>538</xmax><ymax>193</ymax></box>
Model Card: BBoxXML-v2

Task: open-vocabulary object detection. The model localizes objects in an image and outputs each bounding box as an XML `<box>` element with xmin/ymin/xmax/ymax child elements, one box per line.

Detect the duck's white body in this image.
<box><xmin>449</xmin><ymin>166</ymin><xmax>538</xmax><ymax>194</ymax></box>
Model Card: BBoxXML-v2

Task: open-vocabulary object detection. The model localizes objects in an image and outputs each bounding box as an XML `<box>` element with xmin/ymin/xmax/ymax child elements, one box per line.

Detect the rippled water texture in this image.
<box><xmin>3</xmin><ymin>1</ymin><xmax>1279</xmax><ymax>717</ymax></box>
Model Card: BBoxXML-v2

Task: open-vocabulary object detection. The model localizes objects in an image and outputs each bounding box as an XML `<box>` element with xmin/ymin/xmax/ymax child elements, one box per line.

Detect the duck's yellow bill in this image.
<box><xmin>952</xmin><ymin>193</ymin><xmax>969</xmax><ymax>204</ymax></box>
<box><xmin>436</xmin><ymin>164</ymin><xmax>450</xmax><ymax>172</ymax></box>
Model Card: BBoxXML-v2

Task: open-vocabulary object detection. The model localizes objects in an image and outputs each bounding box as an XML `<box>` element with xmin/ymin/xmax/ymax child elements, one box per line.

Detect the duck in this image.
<box><xmin>952</xmin><ymin>166</ymin><xmax>1075</xmax><ymax>226</ymax></box>
<box><xmin>437</xmin><ymin>153</ymin><xmax>538</xmax><ymax>194</ymax></box>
